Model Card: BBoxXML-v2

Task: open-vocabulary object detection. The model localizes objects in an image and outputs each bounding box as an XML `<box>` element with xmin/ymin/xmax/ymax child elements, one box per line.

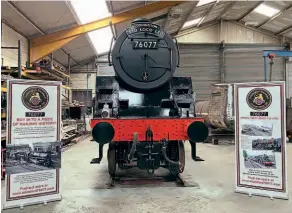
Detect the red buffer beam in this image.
<box><xmin>90</xmin><ymin>117</ymin><xmax>207</xmax><ymax>142</ymax></box>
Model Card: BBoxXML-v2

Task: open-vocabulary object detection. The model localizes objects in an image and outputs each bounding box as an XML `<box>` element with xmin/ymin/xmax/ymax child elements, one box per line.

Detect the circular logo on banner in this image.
<box><xmin>22</xmin><ymin>86</ymin><xmax>49</xmax><ymax>111</ymax></box>
<box><xmin>246</xmin><ymin>88</ymin><xmax>272</xmax><ymax>110</ymax></box>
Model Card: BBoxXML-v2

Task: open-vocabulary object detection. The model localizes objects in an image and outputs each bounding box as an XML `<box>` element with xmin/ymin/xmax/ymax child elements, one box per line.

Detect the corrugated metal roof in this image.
<box><xmin>107</xmin><ymin>0</ymin><xmax>145</xmax><ymax>14</ymax></box>
<box><xmin>165</xmin><ymin>1</ymin><xmax>198</xmax><ymax>34</ymax></box>
<box><xmin>12</xmin><ymin>1</ymin><xmax>77</xmax><ymax>35</ymax></box>
<box><xmin>1</xmin><ymin>1</ymin><xmax>41</xmax><ymax>38</ymax></box>
<box><xmin>2</xmin><ymin>0</ymin><xmax>292</xmax><ymax>69</ymax></box>
<box><xmin>1</xmin><ymin>0</ymin><xmax>95</xmax><ymax>67</ymax></box>
<box><xmin>203</xmin><ymin>1</ymin><xmax>230</xmax><ymax>23</ymax></box>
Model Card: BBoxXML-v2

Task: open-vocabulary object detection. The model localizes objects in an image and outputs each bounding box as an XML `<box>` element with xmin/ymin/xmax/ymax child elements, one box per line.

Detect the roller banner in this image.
<box><xmin>3</xmin><ymin>80</ymin><xmax>62</xmax><ymax>209</ymax></box>
<box><xmin>234</xmin><ymin>82</ymin><xmax>288</xmax><ymax>200</ymax></box>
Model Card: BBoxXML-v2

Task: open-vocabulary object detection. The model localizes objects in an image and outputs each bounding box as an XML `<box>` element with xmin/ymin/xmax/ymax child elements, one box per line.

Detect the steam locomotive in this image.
<box><xmin>90</xmin><ymin>18</ymin><xmax>209</xmax><ymax>176</ymax></box>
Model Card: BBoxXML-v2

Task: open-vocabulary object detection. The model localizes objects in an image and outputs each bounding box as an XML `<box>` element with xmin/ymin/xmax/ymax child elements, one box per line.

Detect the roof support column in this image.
<box><xmin>219</xmin><ymin>40</ymin><xmax>225</xmax><ymax>83</ymax></box>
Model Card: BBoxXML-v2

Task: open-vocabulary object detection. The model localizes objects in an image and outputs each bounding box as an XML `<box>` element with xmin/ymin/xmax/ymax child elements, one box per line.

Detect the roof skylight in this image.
<box><xmin>254</xmin><ymin>4</ymin><xmax>280</xmax><ymax>17</ymax></box>
<box><xmin>70</xmin><ymin>0</ymin><xmax>113</xmax><ymax>55</ymax></box>
<box><xmin>197</xmin><ymin>0</ymin><xmax>216</xmax><ymax>7</ymax></box>
<box><xmin>182</xmin><ymin>18</ymin><xmax>201</xmax><ymax>29</ymax></box>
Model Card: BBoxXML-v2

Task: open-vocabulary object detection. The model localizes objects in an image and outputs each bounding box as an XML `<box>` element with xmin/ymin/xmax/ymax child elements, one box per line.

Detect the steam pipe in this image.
<box><xmin>161</xmin><ymin>139</ymin><xmax>179</xmax><ymax>166</ymax></box>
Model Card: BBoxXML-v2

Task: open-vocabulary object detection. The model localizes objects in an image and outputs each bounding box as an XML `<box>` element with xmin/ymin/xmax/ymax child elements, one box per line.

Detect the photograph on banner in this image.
<box><xmin>242</xmin><ymin>150</ymin><xmax>276</xmax><ymax>169</ymax></box>
<box><xmin>241</xmin><ymin>136</ymin><xmax>282</xmax><ymax>152</ymax></box>
<box><xmin>252</xmin><ymin>137</ymin><xmax>281</xmax><ymax>152</ymax></box>
<box><xmin>5</xmin><ymin>142</ymin><xmax>61</xmax><ymax>175</ymax></box>
<box><xmin>235</xmin><ymin>83</ymin><xmax>287</xmax><ymax>198</ymax></box>
<box><xmin>241</xmin><ymin>120</ymin><xmax>273</xmax><ymax>136</ymax></box>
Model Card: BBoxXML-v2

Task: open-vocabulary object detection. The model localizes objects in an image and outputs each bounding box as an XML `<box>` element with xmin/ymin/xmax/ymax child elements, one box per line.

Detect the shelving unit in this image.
<box><xmin>1</xmin><ymin>65</ymin><xmax>71</xmax><ymax>90</ymax></box>
<box><xmin>1</xmin><ymin>84</ymin><xmax>7</xmax><ymax>179</ymax></box>
<box><xmin>1</xmin><ymin>40</ymin><xmax>73</xmax><ymax>138</ymax></box>
<box><xmin>1</xmin><ymin>40</ymin><xmax>72</xmax><ymax>179</ymax></box>
<box><xmin>61</xmin><ymin>99</ymin><xmax>88</xmax><ymax>146</ymax></box>
<box><xmin>1</xmin><ymin>81</ymin><xmax>7</xmax><ymax>144</ymax></box>
<box><xmin>1</xmin><ymin>40</ymin><xmax>71</xmax><ymax>91</ymax></box>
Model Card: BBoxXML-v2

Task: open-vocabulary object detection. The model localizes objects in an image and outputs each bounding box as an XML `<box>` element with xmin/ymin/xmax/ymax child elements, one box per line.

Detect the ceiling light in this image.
<box><xmin>245</xmin><ymin>21</ymin><xmax>259</xmax><ymax>26</ymax></box>
<box><xmin>182</xmin><ymin>18</ymin><xmax>201</xmax><ymax>29</ymax></box>
<box><xmin>197</xmin><ymin>0</ymin><xmax>216</xmax><ymax>7</ymax></box>
<box><xmin>254</xmin><ymin>4</ymin><xmax>280</xmax><ymax>17</ymax></box>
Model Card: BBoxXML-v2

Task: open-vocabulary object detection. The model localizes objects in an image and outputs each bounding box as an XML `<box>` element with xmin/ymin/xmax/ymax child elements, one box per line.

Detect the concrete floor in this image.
<box><xmin>2</xmin><ymin>138</ymin><xmax>292</xmax><ymax>213</ymax></box>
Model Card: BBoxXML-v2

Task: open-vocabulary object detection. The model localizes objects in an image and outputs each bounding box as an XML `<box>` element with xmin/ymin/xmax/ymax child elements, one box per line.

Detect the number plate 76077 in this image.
<box><xmin>132</xmin><ymin>41</ymin><xmax>158</xmax><ymax>49</ymax></box>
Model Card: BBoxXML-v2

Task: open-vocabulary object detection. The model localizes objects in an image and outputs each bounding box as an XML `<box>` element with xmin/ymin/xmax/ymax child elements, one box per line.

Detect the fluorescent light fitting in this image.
<box><xmin>197</xmin><ymin>0</ymin><xmax>216</xmax><ymax>7</ymax></box>
<box><xmin>254</xmin><ymin>4</ymin><xmax>280</xmax><ymax>17</ymax></box>
<box><xmin>245</xmin><ymin>21</ymin><xmax>259</xmax><ymax>26</ymax></box>
<box><xmin>182</xmin><ymin>18</ymin><xmax>201</xmax><ymax>29</ymax></box>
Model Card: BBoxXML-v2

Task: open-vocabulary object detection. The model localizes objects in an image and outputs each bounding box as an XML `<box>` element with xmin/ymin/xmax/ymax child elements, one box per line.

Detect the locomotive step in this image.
<box><xmin>90</xmin><ymin>158</ymin><xmax>102</xmax><ymax>164</ymax></box>
<box><xmin>194</xmin><ymin>156</ymin><xmax>205</xmax><ymax>161</ymax></box>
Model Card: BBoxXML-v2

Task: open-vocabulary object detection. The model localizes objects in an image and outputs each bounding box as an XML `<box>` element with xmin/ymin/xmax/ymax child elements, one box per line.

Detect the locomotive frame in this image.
<box><xmin>90</xmin><ymin>18</ymin><xmax>209</xmax><ymax>176</ymax></box>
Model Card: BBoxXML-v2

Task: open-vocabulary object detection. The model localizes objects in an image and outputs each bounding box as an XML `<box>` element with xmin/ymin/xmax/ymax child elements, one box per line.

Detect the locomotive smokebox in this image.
<box><xmin>92</xmin><ymin>122</ymin><xmax>115</xmax><ymax>144</ymax></box>
<box><xmin>187</xmin><ymin>121</ymin><xmax>209</xmax><ymax>142</ymax></box>
<box><xmin>111</xmin><ymin>18</ymin><xmax>179</xmax><ymax>90</ymax></box>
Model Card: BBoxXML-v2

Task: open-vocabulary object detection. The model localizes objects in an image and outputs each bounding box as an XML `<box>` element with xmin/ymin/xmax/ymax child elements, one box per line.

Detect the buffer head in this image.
<box><xmin>92</xmin><ymin>122</ymin><xmax>115</xmax><ymax>144</ymax></box>
<box><xmin>187</xmin><ymin>121</ymin><xmax>209</xmax><ymax>142</ymax></box>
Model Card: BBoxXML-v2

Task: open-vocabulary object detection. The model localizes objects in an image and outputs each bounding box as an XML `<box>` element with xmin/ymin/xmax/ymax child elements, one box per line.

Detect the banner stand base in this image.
<box><xmin>2</xmin><ymin>196</ymin><xmax>62</xmax><ymax>210</ymax></box>
<box><xmin>235</xmin><ymin>189</ymin><xmax>289</xmax><ymax>200</ymax></box>
<box><xmin>248</xmin><ymin>192</ymin><xmax>273</xmax><ymax>200</ymax></box>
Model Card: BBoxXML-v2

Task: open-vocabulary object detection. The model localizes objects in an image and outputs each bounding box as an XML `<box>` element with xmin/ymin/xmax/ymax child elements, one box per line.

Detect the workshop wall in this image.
<box><xmin>69</xmin><ymin>23</ymin><xmax>287</xmax><ymax>102</ymax></box>
<box><xmin>287</xmin><ymin>56</ymin><xmax>292</xmax><ymax>98</ymax></box>
<box><xmin>70</xmin><ymin>55</ymin><xmax>114</xmax><ymax>100</ymax></box>
<box><xmin>176</xmin><ymin>21</ymin><xmax>281</xmax><ymax>44</ymax></box>
<box><xmin>1</xmin><ymin>23</ymin><xmax>69</xmax><ymax>100</ymax></box>
<box><xmin>1</xmin><ymin>22</ymin><xmax>29</xmax><ymax>67</ymax></box>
